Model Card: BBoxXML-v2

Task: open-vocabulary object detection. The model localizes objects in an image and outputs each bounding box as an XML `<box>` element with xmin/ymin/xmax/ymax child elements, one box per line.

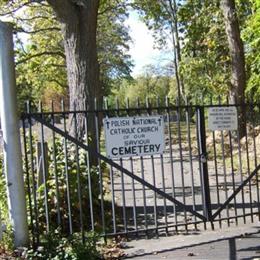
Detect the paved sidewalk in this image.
<box><xmin>124</xmin><ymin>220</ymin><xmax>260</xmax><ymax>259</ymax></box>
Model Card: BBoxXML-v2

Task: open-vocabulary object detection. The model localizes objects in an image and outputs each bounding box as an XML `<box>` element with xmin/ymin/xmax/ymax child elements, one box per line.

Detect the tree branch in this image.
<box><xmin>15</xmin><ymin>26</ymin><xmax>60</xmax><ymax>34</ymax></box>
<box><xmin>0</xmin><ymin>0</ymin><xmax>46</xmax><ymax>16</ymax></box>
<box><xmin>48</xmin><ymin>79</ymin><xmax>67</xmax><ymax>88</ymax></box>
<box><xmin>14</xmin><ymin>15</ymin><xmax>54</xmax><ymax>21</ymax></box>
<box><xmin>16</xmin><ymin>51</ymin><xmax>66</xmax><ymax>65</ymax></box>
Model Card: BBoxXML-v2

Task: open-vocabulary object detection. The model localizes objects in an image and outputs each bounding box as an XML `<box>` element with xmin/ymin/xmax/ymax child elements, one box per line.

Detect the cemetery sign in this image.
<box><xmin>208</xmin><ymin>106</ymin><xmax>238</xmax><ymax>131</ymax></box>
<box><xmin>103</xmin><ymin>116</ymin><xmax>165</xmax><ymax>158</ymax></box>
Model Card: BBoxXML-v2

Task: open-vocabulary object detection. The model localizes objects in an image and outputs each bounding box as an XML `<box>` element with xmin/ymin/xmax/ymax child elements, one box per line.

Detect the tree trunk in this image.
<box><xmin>164</xmin><ymin>0</ymin><xmax>185</xmax><ymax>102</ymax></box>
<box><xmin>221</xmin><ymin>0</ymin><xmax>247</xmax><ymax>138</ymax></box>
<box><xmin>47</xmin><ymin>0</ymin><xmax>101</xmax><ymax>165</ymax></box>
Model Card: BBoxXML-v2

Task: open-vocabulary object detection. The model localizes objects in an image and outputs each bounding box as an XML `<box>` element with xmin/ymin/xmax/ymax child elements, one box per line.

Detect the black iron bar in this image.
<box><xmin>243</xmin><ymin>106</ymin><xmax>254</xmax><ymax>222</ymax></box>
<box><xmin>236</xmin><ymin>114</ymin><xmax>247</xmax><ymax>224</ymax></box>
<box><xmin>115</xmin><ymin>98</ymin><xmax>127</xmax><ymax>233</ymax></box>
<box><xmin>137</xmin><ymin>98</ymin><xmax>148</xmax><ymax>234</ymax></box>
<box><xmin>151</xmin><ymin>154</ymin><xmax>158</xmax><ymax>236</ymax></box>
<box><xmin>165</xmin><ymin>97</ymin><xmax>178</xmax><ymax>232</ymax></box>
<box><xmin>73</xmin><ymin>104</ymin><xmax>84</xmax><ymax>242</ymax></box>
<box><xmin>154</xmin><ymin>97</ymin><xmax>168</xmax><ymax>234</ymax></box>
<box><xmin>126</xmin><ymin>98</ymin><xmax>138</xmax><ymax>234</ymax></box>
<box><xmin>185</xmin><ymin>99</ymin><xmax>197</xmax><ymax>229</ymax></box>
<box><xmin>218</xmin><ymin>98</ymin><xmax>230</xmax><ymax>226</ymax></box>
<box><xmin>196</xmin><ymin>107</ymin><xmax>212</xmax><ymax>228</ymax></box>
<box><xmin>196</xmin><ymin>105</ymin><xmax>207</xmax><ymax>230</ymax></box>
<box><xmin>251</xmin><ymin>101</ymin><xmax>260</xmax><ymax>220</ymax></box>
<box><xmin>83</xmin><ymin>102</ymin><xmax>95</xmax><ymax>231</ymax></box>
<box><xmin>22</xmin><ymin>117</ymin><xmax>34</xmax><ymax>245</ymax></box>
<box><xmin>39</xmin><ymin>101</ymin><xmax>50</xmax><ymax>233</ymax></box>
<box><xmin>176</xmin><ymin>100</ymin><xmax>188</xmax><ymax>231</ymax></box>
<box><xmin>51</xmin><ymin>101</ymin><xmax>61</xmax><ymax>227</ymax></box>
<box><xmin>103</xmin><ymin>101</ymin><xmax>116</xmax><ymax>234</ymax></box>
<box><xmin>210</xmin><ymin>97</ymin><xmax>222</xmax><ymax>228</ymax></box>
<box><xmin>61</xmin><ymin>100</ymin><xmax>73</xmax><ymax>234</ymax></box>
<box><xmin>96</xmin><ymin>98</ymin><xmax>106</xmax><ymax>235</ymax></box>
<box><xmin>26</xmin><ymin>102</ymin><xmax>39</xmax><ymax>244</ymax></box>
<box><xmin>227</xmin><ymin>98</ymin><xmax>238</xmax><ymax>225</ymax></box>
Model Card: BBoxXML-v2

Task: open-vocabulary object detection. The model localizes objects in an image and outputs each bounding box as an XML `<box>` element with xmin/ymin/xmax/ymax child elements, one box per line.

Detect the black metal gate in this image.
<box><xmin>21</xmin><ymin>99</ymin><xmax>260</xmax><ymax>244</ymax></box>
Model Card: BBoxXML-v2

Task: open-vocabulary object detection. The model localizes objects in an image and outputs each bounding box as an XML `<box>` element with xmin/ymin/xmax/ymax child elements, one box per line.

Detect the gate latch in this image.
<box><xmin>200</xmin><ymin>153</ymin><xmax>208</xmax><ymax>163</ymax></box>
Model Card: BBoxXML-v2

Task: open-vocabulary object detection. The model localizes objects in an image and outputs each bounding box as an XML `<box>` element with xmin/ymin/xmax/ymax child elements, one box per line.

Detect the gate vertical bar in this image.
<box><xmin>176</xmin><ymin>99</ymin><xmax>188</xmax><ymax>231</ymax></box>
<box><xmin>22</xmin><ymin>117</ymin><xmax>34</xmax><ymax>245</ymax></box>
<box><xmin>196</xmin><ymin>106</ymin><xmax>212</xmax><ymax>221</ymax></box>
<box><xmin>185</xmin><ymin>98</ymin><xmax>197</xmax><ymax>229</ymax></box>
<box><xmin>227</xmin><ymin>97</ymin><xmax>238</xmax><ymax>225</ymax></box>
<box><xmin>50</xmin><ymin>102</ymin><xmax>61</xmax><ymax>227</ymax></box>
<box><xmin>154</xmin><ymin>97</ymin><xmax>168</xmax><ymax>234</ymax></box>
<box><xmin>95</xmin><ymin>98</ymin><xmax>106</xmax><ymax>235</ymax></box>
<box><xmin>243</xmin><ymin>104</ymin><xmax>254</xmax><ymax>222</ymax></box>
<box><xmin>136</xmin><ymin>98</ymin><xmax>148</xmax><ymax>235</ymax></box>
<box><xmin>103</xmin><ymin>101</ymin><xmax>116</xmax><ymax>234</ymax></box>
<box><xmin>39</xmin><ymin>102</ymin><xmax>50</xmax><ymax>233</ymax></box>
<box><xmin>84</xmin><ymin>101</ymin><xmax>94</xmax><ymax>231</ymax></box>
<box><xmin>73</xmin><ymin>104</ymin><xmax>84</xmax><ymax>242</ymax></box>
<box><xmin>126</xmin><ymin>98</ymin><xmax>138</xmax><ymax>234</ymax></box>
<box><xmin>115</xmin><ymin>98</ymin><xmax>127</xmax><ymax>233</ymax></box>
<box><xmin>210</xmin><ymin>97</ymin><xmax>222</xmax><ymax>227</ymax></box>
<box><xmin>61</xmin><ymin>100</ymin><xmax>73</xmax><ymax>234</ymax></box>
<box><xmin>165</xmin><ymin>97</ymin><xmax>178</xmax><ymax>232</ymax></box>
<box><xmin>27</xmin><ymin>102</ymin><xmax>39</xmax><ymax>244</ymax></box>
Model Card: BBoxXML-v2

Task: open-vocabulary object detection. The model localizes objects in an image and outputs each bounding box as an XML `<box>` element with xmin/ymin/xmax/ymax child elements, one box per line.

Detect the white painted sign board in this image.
<box><xmin>208</xmin><ymin>107</ymin><xmax>238</xmax><ymax>131</ymax></box>
<box><xmin>103</xmin><ymin>116</ymin><xmax>165</xmax><ymax>158</ymax></box>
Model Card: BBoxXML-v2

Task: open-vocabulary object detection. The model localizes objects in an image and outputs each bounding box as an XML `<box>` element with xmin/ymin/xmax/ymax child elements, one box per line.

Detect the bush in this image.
<box><xmin>25</xmin><ymin>230</ymin><xmax>101</xmax><ymax>260</ymax></box>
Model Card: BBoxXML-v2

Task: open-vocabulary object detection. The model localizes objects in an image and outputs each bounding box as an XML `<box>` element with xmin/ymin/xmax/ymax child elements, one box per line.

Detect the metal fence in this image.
<box><xmin>20</xmin><ymin>98</ymin><xmax>260</xmax><ymax>244</ymax></box>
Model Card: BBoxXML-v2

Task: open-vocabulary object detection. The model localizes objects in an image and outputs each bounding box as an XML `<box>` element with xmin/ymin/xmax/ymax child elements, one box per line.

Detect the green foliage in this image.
<box><xmin>112</xmin><ymin>64</ymin><xmax>177</xmax><ymax>106</ymax></box>
<box><xmin>98</xmin><ymin>0</ymin><xmax>134</xmax><ymax>95</ymax></box>
<box><xmin>178</xmin><ymin>0</ymin><xmax>231</xmax><ymax>100</ymax></box>
<box><xmin>34</xmin><ymin>137</ymin><xmax>101</xmax><ymax>233</ymax></box>
<box><xmin>242</xmin><ymin>0</ymin><xmax>260</xmax><ymax>100</ymax></box>
<box><xmin>0</xmin><ymin>0</ymin><xmax>133</xmax><ymax>109</ymax></box>
<box><xmin>0</xmin><ymin>154</ymin><xmax>8</xmax><ymax>224</ymax></box>
<box><xmin>26</xmin><ymin>230</ymin><xmax>100</xmax><ymax>260</ymax></box>
<box><xmin>0</xmin><ymin>225</ymin><xmax>15</xmax><ymax>251</ymax></box>
<box><xmin>0</xmin><ymin>155</ymin><xmax>15</xmax><ymax>251</ymax></box>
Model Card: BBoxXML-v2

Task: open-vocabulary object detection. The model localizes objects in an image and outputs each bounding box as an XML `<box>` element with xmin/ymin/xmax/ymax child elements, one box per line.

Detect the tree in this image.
<box><xmin>45</xmin><ymin>0</ymin><xmax>100</xmax><ymax>147</ymax></box>
<box><xmin>98</xmin><ymin>0</ymin><xmax>133</xmax><ymax>96</ymax></box>
<box><xmin>133</xmin><ymin>0</ymin><xmax>185</xmax><ymax>101</ymax></box>
<box><xmin>242</xmin><ymin>0</ymin><xmax>260</xmax><ymax>100</ymax></box>
<box><xmin>221</xmin><ymin>0</ymin><xmax>247</xmax><ymax>137</ymax></box>
<box><xmin>178</xmin><ymin>1</ymin><xmax>231</xmax><ymax>101</ymax></box>
<box><xmin>221</xmin><ymin>0</ymin><xmax>246</xmax><ymax>104</ymax></box>
<box><xmin>0</xmin><ymin>0</ymin><xmax>133</xmax><ymax>166</ymax></box>
<box><xmin>112</xmin><ymin>64</ymin><xmax>176</xmax><ymax>106</ymax></box>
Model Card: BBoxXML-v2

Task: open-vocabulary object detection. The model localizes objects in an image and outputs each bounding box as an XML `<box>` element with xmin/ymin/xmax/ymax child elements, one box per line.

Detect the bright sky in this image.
<box><xmin>125</xmin><ymin>11</ymin><xmax>172</xmax><ymax>76</ymax></box>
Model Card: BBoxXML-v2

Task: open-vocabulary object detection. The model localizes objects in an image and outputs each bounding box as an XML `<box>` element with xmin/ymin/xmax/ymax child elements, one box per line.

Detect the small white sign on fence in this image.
<box><xmin>208</xmin><ymin>106</ymin><xmax>238</xmax><ymax>131</ymax></box>
<box><xmin>103</xmin><ymin>116</ymin><xmax>165</xmax><ymax>158</ymax></box>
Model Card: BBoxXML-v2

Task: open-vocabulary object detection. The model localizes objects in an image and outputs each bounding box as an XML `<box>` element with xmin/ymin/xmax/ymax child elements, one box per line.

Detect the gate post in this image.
<box><xmin>0</xmin><ymin>21</ymin><xmax>29</xmax><ymax>246</ymax></box>
<box><xmin>196</xmin><ymin>106</ymin><xmax>212</xmax><ymax>221</ymax></box>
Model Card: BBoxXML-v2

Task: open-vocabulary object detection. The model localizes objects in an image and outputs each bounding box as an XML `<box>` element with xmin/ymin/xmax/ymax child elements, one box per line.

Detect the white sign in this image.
<box><xmin>208</xmin><ymin>107</ymin><xmax>238</xmax><ymax>131</ymax></box>
<box><xmin>103</xmin><ymin>116</ymin><xmax>165</xmax><ymax>158</ymax></box>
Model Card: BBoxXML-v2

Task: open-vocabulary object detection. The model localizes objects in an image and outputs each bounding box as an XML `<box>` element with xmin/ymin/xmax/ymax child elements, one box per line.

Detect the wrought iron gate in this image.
<box><xmin>21</xmin><ymin>99</ymin><xmax>260</xmax><ymax>244</ymax></box>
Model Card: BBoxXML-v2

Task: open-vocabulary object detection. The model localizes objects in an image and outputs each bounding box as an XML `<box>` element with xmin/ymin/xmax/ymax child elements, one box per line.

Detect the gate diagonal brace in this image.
<box><xmin>212</xmin><ymin>164</ymin><xmax>260</xmax><ymax>220</ymax></box>
<box><xmin>31</xmin><ymin>115</ymin><xmax>207</xmax><ymax>222</ymax></box>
